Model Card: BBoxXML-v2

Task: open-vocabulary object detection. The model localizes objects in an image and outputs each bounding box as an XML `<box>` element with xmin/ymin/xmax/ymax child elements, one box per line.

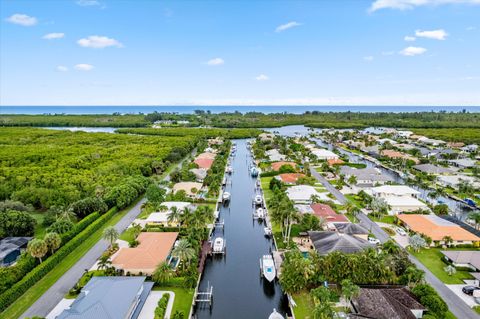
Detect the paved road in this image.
<box><xmin>21</xmin><ymin>151</ymin><xmax>194</xmax><ymax>319</ymax></box>
<box><xmin>309</xmin><ymin>166</ymin><xmax>480</xmax><ymax>319</ymax></box>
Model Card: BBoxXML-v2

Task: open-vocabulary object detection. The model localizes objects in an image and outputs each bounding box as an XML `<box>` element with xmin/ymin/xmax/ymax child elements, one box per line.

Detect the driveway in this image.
<box><xmin>21</xmin><ymin>151</ymin><xmax>194</xmax><ymax>319</ymax></box>
<box><xmin>447</xmin><ymin>283</ymin><xmax>479</xmax><ymax>308</ymax></box>
<box><xmin>376</xmin><ymin>222</ymin><xmax>409</xmax><ymax>248</ymax></box>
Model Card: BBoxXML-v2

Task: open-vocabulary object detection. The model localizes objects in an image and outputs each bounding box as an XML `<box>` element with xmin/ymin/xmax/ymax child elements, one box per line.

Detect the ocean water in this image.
<box><xmin>1</xmin><ymin>105</ymin><xmax>479</xmax><ymax>114</ymax></box>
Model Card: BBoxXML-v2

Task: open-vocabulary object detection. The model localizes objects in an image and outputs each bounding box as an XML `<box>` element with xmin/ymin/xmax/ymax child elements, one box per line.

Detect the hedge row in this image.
<box><xmin>61</xmin><ymin>212</ymin><xmax>100</xmax><ymax>243</ymax></box>
<box><xmin>154</xmin><ymin>293</ymin><xmax>170</xmax><ymax>319</ymax></box>
<box><xmin>0</xmin><ymin>207</ymin><xmax>118</xmax><ymax>312</ymax></box>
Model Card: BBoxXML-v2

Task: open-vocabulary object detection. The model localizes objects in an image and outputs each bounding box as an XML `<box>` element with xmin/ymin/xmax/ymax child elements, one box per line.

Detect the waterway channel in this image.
<box><xmin>194</xmin><ymin>139</ymin><xmax>288</xmax><ymax>319</ymax></box>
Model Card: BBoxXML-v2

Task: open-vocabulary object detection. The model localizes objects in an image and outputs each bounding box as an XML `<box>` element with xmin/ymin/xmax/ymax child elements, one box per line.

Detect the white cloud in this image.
<box><xmin>399</xmin><ymin>46</ymin><xmax>427</xmax><ymax>56</ymax></box>
<box><xmin>43</xmin><ymin>33</ymin><xmax>65</xmax><ymax>40</ymax></box>
<box><xmin>74</xmin><ymin>64</ymin><xmax>94</xmax><ymax>71</ymax></box>
<box><xmin>404</xmin><ymin>36</ymin><xmax>416</xmax><ymax>41</ymax></box>
<box><xmin>77</xmin><ymin>35</ymin><xmax>123</xmax><ymax>48</ymax></box>
<box><xmin>415</xmin><ymin>29</ymin><xmax>448</xmax><ymax>40</ymax></box>
<box><xmin>206</xmin><ymin>58</ymin><xmax>224</xmax><ymax>66</ymax></box>
<box><xmin>255</xmin><ymin>74</ymin><xmax>269</xmax><ymax>81</ymax></box>
<box><xmin>369</xmin><ymin>0</ymin><xmax>480</xmax><ymax>12</ymax></box>
<box><xmin>275</xmin><ymin>21</ymin><xmax>302</xmax><ymax>32</ymax></box>
<box><xmin>76</xmin><ymin>0</ymin><xmax>100</xmax><ymax>6</ymax></box>
<box><xmin>363</xmin><ymin>56</ymin><xmax>374</xmax><ymax>61</ymax></box>
<box><xmin>5</xmin><ymin>14</ymin><xmax>37</xmax><ymax>26</ymax></box>
<box><xmin>56</xmin><ymin>66</ymin><xmax>68</xmax><ymax>72</ymax></box>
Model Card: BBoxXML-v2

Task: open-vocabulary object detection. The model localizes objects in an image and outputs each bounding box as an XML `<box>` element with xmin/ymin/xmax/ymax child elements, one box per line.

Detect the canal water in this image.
<box><xmin>266</xmin><ymin>125</ymin><xmax>474</xmax><ymax>220</ymax></box>
<box><xmin>194</xmin><ymin>139</ymin><xmax>288</xmax><ymax>319</ymax></box>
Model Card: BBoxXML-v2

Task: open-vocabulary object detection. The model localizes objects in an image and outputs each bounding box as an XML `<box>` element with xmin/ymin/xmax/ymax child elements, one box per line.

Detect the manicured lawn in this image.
<box><xmin>292</xmin><ymin>290</ymin><xmax>314</xmax><ymax>319</ymax></box>
<box><xmin>411</xmin><ymin>248</ymin><xmax>475</xmax><ymax>284</ymax></box>
<box><xmin>153</xmin><ymin>286</ymin><xmax>195</xmax><ymax>317</ymax></box>
<box><xmin>370</xmin><ymin>215</ymin><xmax>396</xmax><ymax>224</ymax></box>
<box><xmin>260</xmin><ymin>177</ymin><xmax>274</xmax><ymax>201</ymax></box>
<box><xmin>119</xmin><ymin>226</ymin><xmax>136</xmax><ymax>242</ymax></box>
<box><xmin>345</xmin><ymin>194</ymin><xmax>366</xmax><ymax>209</ymax></box>
<box><xmin>1</xmin><ymin>199</ymin><xmax>140</xmax><ymax>319</ymax></box>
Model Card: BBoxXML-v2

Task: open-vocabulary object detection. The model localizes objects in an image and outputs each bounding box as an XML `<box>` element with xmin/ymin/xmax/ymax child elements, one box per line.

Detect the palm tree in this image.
<box><xmin>444</xmin><ymin>265</ymin><xmax>457</xmax><ymax>276</ymax></box>
<box><xmin>130</xmin><ymin>223</ymin><xmax>142</xmax><ymax>239</ymax></box>
<box><xmin>381</xmin><ymin>240</ymin><xmax>401</xmax><ymax>255</ymax></box>
<box><xmin>469</xmin><ymin>212</ymin><xmax>480</xmax><ymax>230</ymax></box>
<box><xmin>27</xmin><ymin>239</ymin><xmax>48</xmax><ymax>263</ymax></box>
<box><xmin>44</xmin><ymin>232</ymin><xmax>61</xmax><ymax>254</ymax></box>
<box><xmin>97</xmin><ymin>255</ymin><xmax>112</xmax><ymax>271</ymax></box>
<box><xmin>370</xmin><ymin>197</ymin><xmax>390</xmax><ymax>219</ymax></box>
<box><xmin>347</xmin><ymin>175</ymin><xmax>357</xmax><ymax>186</ymax></box>
<box><xmin>409</xmin><ymin>234</ymin><xmax>426</xmax><ymax>252</ymax></box>
<box><xmin>340</xmin><ymin>279</ymin><xmax>360</xmax><ymax>312</ymax></box>
<box><xmin>167</xmin><ymin>206</ymin><xmax>182</xmax><ymax>230</ymax></box>
<box><xmin>401</xmin><ymin>266</ymin><xmax>424</xmax><ymax>288</ymax></box>
<box><xmin>344</xmin><ymin>202</ymin><xmax>360</xmax><ymax>222</ymax></box>
<box><xmin>172</xmin><ymin>239</ymin><xmax>196</xmax><ymax>271</ymax></box>
<box><xmin>442</xmin><ymin>235</ymin><xmax>453</xmax><ymax>247</ymax></box>
<box><xmin>102</xmin><ymin>226</ymin><xmax>119</xmax><ymax>247</ymax></box>
<box><xmin>58</xmin><ymin>207</ymin><xmax>76</xmax><ymax>222</ymax></box>
<box><xmin>152</xmin><ymin>261</ymin><xmax>174</xmax><ymax>284</ymax></box>
<box><xmin>310</xmin><ymin>286</ymin><xmax>334</xmax><ymax>319</ymax></box>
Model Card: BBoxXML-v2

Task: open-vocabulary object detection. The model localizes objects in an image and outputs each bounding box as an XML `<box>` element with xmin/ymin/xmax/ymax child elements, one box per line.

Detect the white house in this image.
<box><xmin>396</xmin><ymin>130</ymin><xmax>413</xmax><ymax>138</ymax></box>
<box><xmin>311</xmin><ymin>148</ymin><xmax>339</xmax><ymax>161</ymax></box>
<box><xmin>266</xmin><ymin>149</ymin><xmax>286</xmax><ymax>162</ymax></box>
<box><xmin>371</xmin><ymin>185</ymin><xmax>427</xmax><ymax>214</ymax></box>
<box><xmin>286</xmin><ymin>185</ymin><xmax>320</xmax><ymax>203</ymax></box>
<box><xmin>437</xmin><ymin>175</ymin><xmax>480</xmax><ymax>189</ymax></box>
<box><xmin>462</xmin><ymin>144</ymin><xmax>478</xmax><ymax>153</ymax></box>
<box><xmin>448</xmin><ymin>158</ymin><xmax>476</xmax><ymax>169</ymax></box>
<box><xmin>145</xmin><ymin>202</ymin><xmax>193</xmax><ymax>226</ymax></box>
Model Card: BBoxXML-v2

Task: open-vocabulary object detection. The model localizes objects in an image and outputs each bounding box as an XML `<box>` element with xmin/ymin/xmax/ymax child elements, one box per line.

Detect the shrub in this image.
<box><xmin>0</xmin><ymin>207</ymin><xmax>118</xmax><ymax>312</ymax></box>
<box><xmin>154</xmin><ymin>293</ymin><xmax>170</xmax><ymax>319</ymax></box>
<box><xmin>0</xmin><ymin>210</ymin><xmax>36</xmax><ymax>237</ymax></box>
<box><xmin>47</xmin><ymin>220</ymin><xmax>74</xmax><ymax>235</ymax></box>
<box><xmin>69</xmin><ymin>197</ymin><xmax>108</xmax><ymax>218</ymax></box>
<box><xmin>412</xmin><ymin>284</ymin><xmax>448</xmax><ymax>318</ymax></box>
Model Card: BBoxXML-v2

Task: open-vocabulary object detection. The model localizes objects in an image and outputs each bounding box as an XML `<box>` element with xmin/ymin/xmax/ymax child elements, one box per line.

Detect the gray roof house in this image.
<box><xmin>308</xmin><ymin>231</ymin><xmax>373</xmax><ymax>255</ymax></box>
<box><xmin>0</xmin><ymin>237</ymin><xmax>31</xmax><ymax>266</ymax></box>
<box><xmin>340</xmin><ymin>167</ymin><xmax>394</xmax><ymax>186</ymax></box>
<box><xmin>413</xmin><ymin>164</ymin><xmax>454</xmax><ymax>175</ymax></box>
<box><xmin>56</xmin><ymin>276</ymin><xmax>153</xmax><ymax>319</ymax></box>
<box><xmin>350</xmin><ymin>287</ymin><xmax>425</xmax><ymax>319</ymax></box>
<box><xmin>449</xmin><ymin>158</ymin><xmax>476</xmax><ymax>169</ymax></box>
<box><xmin>190</xmin><ymin>168</ymin><xmax>208</xmax><ymax>182</ymax></box>
<box><xmin>441</xmin><ymin>251</ymin><xmax>480</xmax><ymax>271</ymax></box>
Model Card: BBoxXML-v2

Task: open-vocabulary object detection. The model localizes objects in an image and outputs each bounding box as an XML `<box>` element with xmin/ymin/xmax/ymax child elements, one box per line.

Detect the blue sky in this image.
<box><xmin>1</xmin><ymin>0</ymin><xmax>479</xmax><ymax>106</ymax></box>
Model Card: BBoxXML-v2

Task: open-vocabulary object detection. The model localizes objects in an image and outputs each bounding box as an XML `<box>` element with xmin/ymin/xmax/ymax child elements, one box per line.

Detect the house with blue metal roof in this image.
<box><xmin>56</xmin><ymin>276</ymin><xmax>153</xmax><ymax>319</ymax></box>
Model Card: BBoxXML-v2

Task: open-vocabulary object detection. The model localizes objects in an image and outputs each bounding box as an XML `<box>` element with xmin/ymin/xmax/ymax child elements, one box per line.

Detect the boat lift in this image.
<box><xmin>195</xmin><ymin>282</ymin><xmax>214</xmax><ymax>308</ymax></box>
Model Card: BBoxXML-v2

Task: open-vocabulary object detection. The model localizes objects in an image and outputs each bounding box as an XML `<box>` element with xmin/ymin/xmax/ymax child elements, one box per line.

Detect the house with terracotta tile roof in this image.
<box><xmin>173</xmin><ymin>182</ymin><xmax>203</xmax><ymax>197</ymax></box>
<box><xmin>194</xmin><ymin>158</ymin><xmax>214</xmax><ymax>169</ymax></box>
<box><xmin>397</xmin><ymin>214</ymin><xmax>480</xmax><ymax>246</ymax></box>
<box><xmin>327</xmin><ymin>158</ymin><xmax>344</xmax><ymax>166</ymax></box>
<box><xmin>196</xmin><ymin>152</ymin><xmax>216</xmax><ymax>160</ymax></box>
<box><xmin>275</xmin><ymin>173</ymin><xmax>305</xmax><ymax>185</ymax></box>
<box><xmin>271</xmin><ymin>161</ymin><xmax>297</xmax><ymax>171</ymax></box>
<box><xmin>381</xmin><ymin>150</ymin><xmax>419</xmax><ymax>164</ymax></box>
<box><xmin>111</xmin><ymin>232</ymin><xmax>178</xmax><ymax>275</ymax></box>
<box><xmin>310</xmin><ymin>203</ymin><xmax>349</xmax><ymax>229</ymax></box>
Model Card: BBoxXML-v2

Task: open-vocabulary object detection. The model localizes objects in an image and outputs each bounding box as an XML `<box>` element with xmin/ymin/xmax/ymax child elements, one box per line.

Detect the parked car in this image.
<box><xmin>368</xmin><ymin>237</ymin><xmax>380</xmax><ymax>245</ymax></box>
<box><xmin>462</xmin><ymin>286</ymin><xmax>480</xmax><ymax>295</ymax></box>
<box><xmin>396</xmin><ymin>227</ymin><xmax>407</xmax><ymax>236</ymax></box>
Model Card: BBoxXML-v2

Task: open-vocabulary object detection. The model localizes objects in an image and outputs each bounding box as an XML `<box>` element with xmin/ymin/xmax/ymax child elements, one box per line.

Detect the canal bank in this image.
<box><xmin>194</xmin><ymin>139</ymin><xmax>288</xmax><ymax>319</ymax></box>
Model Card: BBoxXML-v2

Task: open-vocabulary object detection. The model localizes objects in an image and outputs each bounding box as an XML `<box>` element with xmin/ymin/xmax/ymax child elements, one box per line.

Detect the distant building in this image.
<box><xmin>56</xmin><ymin>276</ymin><xmax>153</xmax><ymax>319</ymax></box>
<box><xmin>190</xmin><ymin>168</ymin><xmax>208</xmax><ymax>182</ymax></box>
<box><xmin>449</xmin><ymin>158</ymin><xmax>476</xmax><ymax>169</ymax></box>
<box><xmin>266</xmin><ymin>149</ymin><xmax>286</xmax><ymax>162</ymax></box>
<box><xmin>311</xmin><ymin>148</ymin><xmax>339</xmax><ymax>160</ymax></box>
<box><xmin>437</xmin><ymin>175</ymin><xmax>480</xmax><ymax>189</ymax></box>
<box><xmin>194</xmin><ymin>158</ymin><xmax>215</xmax><ymax>169</ymax></box>
<box><xmin>441</xmin><ymin>250</ymin><xmax>480</xmax><ymax>271</ymax></box>
<box><xmin>275</xmin><ymin>173</ymin><xmax>305</xmax><ymax>185</ymax></box>
<box><xmin>310</xmin><ymin>203</ymin><xmax>349</xmax><ymax>229</ymax></box>
<box><xmin>413</xmin><ymin>164</ymin><xmax>454</xmax><ymax>175</ymax></box>
<box><xmin>259</xmin><ymin>133</ymin><xmax>275</xmax><ymax>142</ymax></box>
<box><xmin>286</xmin><ymin>185</ymin><xmax>319</xmax><ymax>203</ymax></box>
<box><xmin>462</xmin><ymin>144</ymin><xmax>478</xmax><ymax>153</ymax></box>
<box><xmin>340</xmin><ymin>167</ymin><xmax>394</xmax><ymax>187</ymax></box>
<box><xmin>0</xmin><ymin>237</ymin><xmax>31</xmax><ymax>266</ymax></box>
<box><xmin>172</xmin><ymin>182</ymin><xmax>203</xmax><ymax>197</ymax></box>
<box><xmin>381</xmin><ymin>150</ymin><xmax>419</xmax><ymax>164</ymax></box>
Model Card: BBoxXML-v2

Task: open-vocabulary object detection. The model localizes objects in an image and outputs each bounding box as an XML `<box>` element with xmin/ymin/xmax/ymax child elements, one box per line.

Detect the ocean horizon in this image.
<box><xmin>1</xmin><ymin>105</ymin><xmax>479</xmax><ymax>115</ymax></box>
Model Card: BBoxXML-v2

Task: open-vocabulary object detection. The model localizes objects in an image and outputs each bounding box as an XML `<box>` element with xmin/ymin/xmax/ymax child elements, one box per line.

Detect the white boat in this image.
<box><xmin>256</xmin><ymin>179</ymin><xmax>261</xmax><ymax>188</ymax></box>
<box><xmin>222</xmin><ymin>191</ymin><xmax>231</xmax><ymax>202</ymax></box>
<box><xmin>213</xmin><ymin>237</ymin><xmax>224</xmax><ymax>253</ymax></box>
<box><xmin>268</xmin><ymin>309</ymin><xmax>284</xmax><ymax>319</ymax></box>
<box><xmin>251</xmin><ymin>167</ymin><xmax>259</xmax><ymax>177</ymax></box>
<box><xmin>260</xmin><ymin>254</ymin><xmax>276</xmax><ymax>282</ymax></box>
<box><xmin>264</xmin><ymin>227</ymin><xmax>272</xmax><ymax>236</ymax></box>
<box><xmin>254</xmin><ymin>194</ymin><xmax>262</xmax><ymax>205</ymax></box>
<box><xmin>226</xmin><ymin>166</ymin><xmax>233</xmax><ymax>174</ymax></box>
<box><xmin>256</xmin><ymin>208</ymin><xmax>265</xmax><ymax>219</ymax></box>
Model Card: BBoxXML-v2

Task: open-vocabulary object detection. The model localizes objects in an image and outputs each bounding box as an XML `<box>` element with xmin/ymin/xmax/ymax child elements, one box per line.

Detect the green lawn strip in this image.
<box><xmin>291</xmin><ymin>290</ymin><xmax>314</xmax><ymax>319</ymax></box>
<box><xmin>119</xmin><ymin>227</ymin><xmax>136</xmax><ymax>242</ymax></box>
<box><xmin>411</xmin><ymin>248</ymin><xmax>475</xmax><ymax>284</ymax></box>
<box><xmin>345</xmin><ymin>194</ymin><xmax>365</xmax><ymax>209</ymax></box>
<box><xmin>260</xmin><ymin>177</ymin><xmax>274</xmax><ymax>201</ymax></box>
<box><xmin>152</xmin><ymin>286</ymin><xmax>195</xmax><ymax>317</ymax></box>
<box><xmin>1</xmin><ymin>200</ymin><xmax>139</xmax><ymax>319</ymax></box>
<box><xmin>31</xmin><ymin>212</ymin><xmax>47</xmax><ymax>238</ymax></box>
<box><xmin>369</xmin><ymin>215</ymin><xmax>396</xmax><ymax>225</ymax></box>
<box><xmin>446</xmin><ymin>311</ymin><xmax>458</xmax><ymax>319</ymax></box>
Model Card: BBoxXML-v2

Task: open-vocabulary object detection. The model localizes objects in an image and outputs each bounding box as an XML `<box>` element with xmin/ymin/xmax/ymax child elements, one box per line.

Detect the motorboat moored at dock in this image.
<box><xmin>260</xmin><ymin>254</ymin><xmax>276</xmax><ymax>282</ymax></box>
